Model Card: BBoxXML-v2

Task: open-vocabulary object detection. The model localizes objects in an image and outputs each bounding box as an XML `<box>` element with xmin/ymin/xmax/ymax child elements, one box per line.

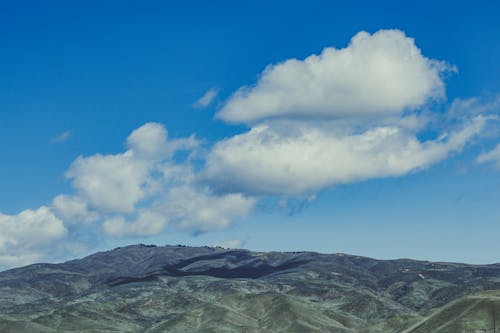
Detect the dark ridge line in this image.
<box><xmin>105</xmin><ymin>252</ymin><xmax>307</xmax><ymax>287</ymax></box>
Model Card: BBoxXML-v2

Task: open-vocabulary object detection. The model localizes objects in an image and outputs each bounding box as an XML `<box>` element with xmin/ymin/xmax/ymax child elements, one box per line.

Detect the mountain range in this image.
<box><xmin>1</xmin><ymin>244</ymin><xmax>500</xmax><ymax>332</ymax></box>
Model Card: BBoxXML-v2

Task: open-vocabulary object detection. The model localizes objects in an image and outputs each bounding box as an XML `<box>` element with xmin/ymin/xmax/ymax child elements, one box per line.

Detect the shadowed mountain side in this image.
<box><xmin>106</xmin><ymin>251</ymin><xmax>308</xmax><ymax>287</ymax></box>
<box><xmin>1</xmin><ymin>244</ymin><xmax>500</xmax><ymax>332</ymax></box>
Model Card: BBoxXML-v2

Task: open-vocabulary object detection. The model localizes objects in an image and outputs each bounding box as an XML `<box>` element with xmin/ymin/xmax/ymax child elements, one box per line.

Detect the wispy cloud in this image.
<box><xmin>193</xmin><ymin>88</ymin><xmax>219</xmax><ymax>108</ymax></box>
<box><xmin>52</xmin><ymin>130</ymin><xmax>73</xmax><ymax>143</ymax></box>
<box><xmin>477</xmin><ymin>144</ymin><xmax>500</xmax><ymax>168</ymax></box>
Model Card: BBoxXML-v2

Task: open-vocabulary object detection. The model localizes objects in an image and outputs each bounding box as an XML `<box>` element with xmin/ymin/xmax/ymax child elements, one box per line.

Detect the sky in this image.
<box><xmin>0</xmin><ymin>1</ymin><xmax>500</xmax><ymax>269</ymax></box>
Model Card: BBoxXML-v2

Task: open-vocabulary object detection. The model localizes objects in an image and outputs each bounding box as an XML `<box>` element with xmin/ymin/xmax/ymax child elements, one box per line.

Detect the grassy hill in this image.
<box><xmin>403</xmin><ymin>291</ymin><xmax>500</xmax><ymax>333</ymax></box>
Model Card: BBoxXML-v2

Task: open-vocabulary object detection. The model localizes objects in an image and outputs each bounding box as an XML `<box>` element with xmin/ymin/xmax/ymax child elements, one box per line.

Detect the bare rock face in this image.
<box><xmin>1</xmin><ymin>244</ymin><xmax>500</xmax><ymax>332</ymax></box>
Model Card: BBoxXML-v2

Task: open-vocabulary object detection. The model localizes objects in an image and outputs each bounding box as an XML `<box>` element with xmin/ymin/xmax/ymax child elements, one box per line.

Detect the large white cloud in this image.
<box><xmin>57</xmin><ymin>122</ymin><xmax>255</xmax><ymax>238</ymax></box>
<box><xmin>0</xmin><ymin>207</ymin><xmax>67</xmax><ymax>268</ymax></box>
<box><xmin>218</xmin><ymin>29</ymin><xmax>452</xmax><ymax>123</ymax></box>
<box><xmin>206</xmin><ymin>29</ymin><xmax>496</xmax><ymax>196</ymax></box>
<box><xmin>204</xmin><ymin>117</ymin><xmax>486</xmax><ymax>195</ymax></box>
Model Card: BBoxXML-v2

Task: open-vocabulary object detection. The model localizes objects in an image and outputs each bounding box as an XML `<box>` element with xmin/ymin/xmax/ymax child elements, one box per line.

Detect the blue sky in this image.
<box><xmin>0</xmin><ymin>1</ymin><xmax>499</xmax><ymax>268</ymax></box>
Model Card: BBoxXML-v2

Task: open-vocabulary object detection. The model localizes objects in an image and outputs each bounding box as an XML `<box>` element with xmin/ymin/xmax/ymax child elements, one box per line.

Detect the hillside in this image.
<box><xmin>1</xmin><ymin>244</ymin><xmax>500</xmax><ymax>332</ymax></box>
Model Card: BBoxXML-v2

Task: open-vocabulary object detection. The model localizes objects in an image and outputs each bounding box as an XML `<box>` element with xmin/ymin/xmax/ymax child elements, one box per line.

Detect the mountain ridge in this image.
<box><xmin>1</xmin><ymin>244</ymin><xmax>500</xmax><ymax>332</ymax></box>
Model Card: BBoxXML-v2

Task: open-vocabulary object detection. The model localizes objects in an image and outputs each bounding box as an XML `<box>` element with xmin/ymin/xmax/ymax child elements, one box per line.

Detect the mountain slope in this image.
<box><xmin>402</xmin><ymin>291</ymin><xmax>500</xmax><ymax>333</ymax></box>
<box><xmin>1</xmin><ymin>244</ymin><xmax>500</xmax><ymax>332</ymax></box>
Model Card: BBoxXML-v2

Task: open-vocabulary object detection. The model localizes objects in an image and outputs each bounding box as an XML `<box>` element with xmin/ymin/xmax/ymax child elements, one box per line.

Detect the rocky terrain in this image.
<box><xmin>1</xmin><ymin>244</ymin><xmax>500</xmax><ymax>332</ymax></box>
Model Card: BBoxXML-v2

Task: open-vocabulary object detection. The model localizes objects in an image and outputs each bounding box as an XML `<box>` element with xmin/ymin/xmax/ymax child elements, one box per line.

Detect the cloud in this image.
<box><xmin>193</xmin><ymin>87</ymin><xmax>219</xmax><ymax>108</ymax></box>
<box><xmin>99</xmin><ymin>158</ymin><xmax>255</xmax><ymax>237</ymax></box>
<box><xmin>477</xmin><ymin>144</ymin><xmax>500</xmax><ymax>168</ymax></box>
<box><xmin>0</xmin><ymin>207</ymin><xmax>67</xmax><ymax>268</ymax></box>
<box><xmin>102</xmin><ymin>185</ymin><xmax>255</xmax><ymax>236</ymax></box>
<box><xmin>448</xmin><ymin>95</ymin><xmax>500</xmax><ymax>119</ymax></box>
<box><xmin>66</xmin><ymin>152</ymin><xmax>152</xmax><ymax>213</ymax></box>
<box><xmin>161</xmin><ymin>186</ymin><xmax>255</xmax><ymax>232</ymax></box>
<box><xmin>2</xmin><ymin>29</ymin><xmax>497</xmax><ymax>270</ymax></box>
<box><xmin>218</xmin><ymin>30</ymin><xmax>452</xmax><ymax>123</ymax></box>
<box><xmin>126</xmin><ymin>122</ymin><xmax>169</xmax><ymax>159</ymax></box>
<box><xmin>65</xmin><ymin>123</ymin><xmax>201</xmax><ymax>214</ymax></box>
<box><xmin>52</xmin><ymin>195</ymin><xmax>99</xmax><ymax>224</ymax></box>
<box><xmin>51</xmin><ymin>130</ymin><xmax>73</xmax><ymax>143</ymax></box>
<box><xmin>56</xmin><ymin>122</ymin><xmax>254</xmax><ymax>238</ymax></box>
<box><xmin>204</xmin><ymin>117</ymin><xmax>487</xmax><ymax>195</ymax></box>
<box><xmin>103</xmin><ymin>210</ymin><xmax>168</xmax><ymax>237</ymax></box>
<box><xmin>205</xmin><ymin>29</ymin><xmax>496</xmax><ymax>196</ymax></box>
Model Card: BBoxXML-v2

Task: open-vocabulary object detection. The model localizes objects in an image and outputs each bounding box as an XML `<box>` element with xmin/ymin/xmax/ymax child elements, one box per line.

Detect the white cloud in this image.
<box><xmin>194</xmin><ymin>87</ymin><xmax>219</xmax><ymax>108</ymax></box>
<box><xmin>477</xmin><ymin>144</ymin><xmax>500</xmax><ymax>168</ymax></box>
<box><xmin>3</xmin><ymin>29</ymin><xmax>497</xmax><ymax>270</ymax></box>
<box><xmin>53</xmin><ymin>122</ymin><xmax>254</xmax><ymax>237</ymax></box>
<box><xmin>65</xmin><ymin>123</ymin><xmax>200</xmax><ymax>214</ymax></box>
<box><xmin>52</xmin><ymin>195</ymin><xmax>99</xmax><ymax>224</ymax></box>
<box><xmin>102</xmin><ymin>185</ymin><xmax>255</xmax><ymax>236</ymax></box>
<box><xmin>218</xmin><ymin>29</ymin><xmax>452</xmax><ymax>123</ymax></box>
<box><xmin>126</xmin><ymin>122</ymin><xmax>200</xmax><ymax>159</ymax></box>
<box><xmin>206</xmin><ymin>29</ymin><xmax>495</xmax><ymax>196</ymax></box>
<box><xmin>126</xmin><ymin>122</ymin><xmax>169</xmax><ymax>159</ymax></box>
<box><xmin>66</xmin><ymin>152</ymin><xmax>151</xmax><ymax>213</ymax></box>
<box><xmin>448</xmin><ymin>95</ymin><xmax>500</xmax><ymax>119</ymax></box>
<box><xmin>0</xmin><ymin>207</ymin><xmax>67</xmax><ymax>268</ymax></box>
<box><xmin>103</xmin><ymin>210</ymin><xmax>168</xmax><ymax>237</ymax></box>
<box><xmin>0</xmin><ymin>207</ymin><xmax>67</xmax><ymax>250</ymax></box>
<box><xmin>204</xmin><ymin>117</ymin><xmax>486</xmax><ymax>195</ymax></box>
<box><xmin>162</xmin><ymin>186</ymin><xmax>255</xmax><ymax>232</ymax></box>
<box><xmin>165</xmin><ymin>134</ymin><xmax>201</xmax><ymax>158</ymax></box>
<box><xmin>51</xmin><ymin>130</ymin><xmax>73</xmax><ymax>143</ymax></box>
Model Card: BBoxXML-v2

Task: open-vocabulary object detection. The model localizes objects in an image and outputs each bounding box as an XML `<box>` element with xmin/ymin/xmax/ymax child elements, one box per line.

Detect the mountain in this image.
<box><xmin>1</xmin><ymin>244</ymin><xmax>500</xmax><ymax>332</ymax></box>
